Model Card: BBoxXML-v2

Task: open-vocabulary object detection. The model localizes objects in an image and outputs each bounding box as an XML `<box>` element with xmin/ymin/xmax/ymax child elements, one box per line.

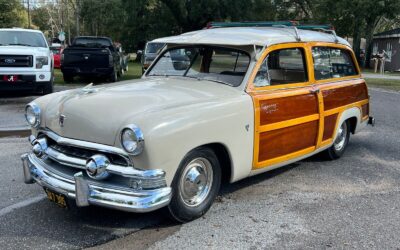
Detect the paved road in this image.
<box><xmin>0</xmin><ymin>88</ymin><xmax>399</xmax><ymax>249</ymax></box>
<box><xmin>0</xmin><ymin>85</ymin><xmax>82</xmax><ymax>130</ymax></box>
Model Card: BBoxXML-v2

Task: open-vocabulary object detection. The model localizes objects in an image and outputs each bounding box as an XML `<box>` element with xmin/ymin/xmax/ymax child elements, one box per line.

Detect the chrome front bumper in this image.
<box><xmin>21</xmin><ymin>153</ymin><xmax>172</xmax><ymax>213</ymax></box>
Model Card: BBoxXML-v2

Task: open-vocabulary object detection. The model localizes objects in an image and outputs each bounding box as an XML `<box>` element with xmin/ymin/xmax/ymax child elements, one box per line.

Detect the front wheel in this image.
<box><xmin>42</xmin><ymin>81</ymin><xmax>53</xmax><ymax>95</ymax></box>
<box><xmin>168</xmin><ymin>147</ymin><xmax>221</xmax><ymax>223</ymax></box>
<box><xmin>324</xmin><ymin>120</ymin><xmax>350</xmax><ymax>160</ymax></box>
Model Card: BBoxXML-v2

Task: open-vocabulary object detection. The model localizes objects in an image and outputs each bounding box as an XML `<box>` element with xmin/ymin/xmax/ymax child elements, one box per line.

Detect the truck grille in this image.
<box><xmin>0</xmin><ymin>55</ymin><xmax>33</xmax><ymax>67</ymax></box>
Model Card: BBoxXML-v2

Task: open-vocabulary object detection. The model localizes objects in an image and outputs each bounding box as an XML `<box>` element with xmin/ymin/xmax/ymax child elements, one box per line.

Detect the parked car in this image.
<box><xmin>50</xmin><ymin>45</ymin><xmax>62</xmax><ymax>69</ymax></box>
<box><xmin>0</xmin><ymin>28</ymin><xmax>53</xmax><ymax>94</ymax></box>
<box><xmin>21</xmin><ymin>25</ymin><xmax>374</xmax><ymax>222</ymax></box>
<box><xmin>140</xmin><ymin>41</ymin><xmax>165</xmax><ymax>73</ymax></box>
<box><xmin>61</xmin><ymin>36</ymin><xmax>122</xmax><ymax>82</ymax></box>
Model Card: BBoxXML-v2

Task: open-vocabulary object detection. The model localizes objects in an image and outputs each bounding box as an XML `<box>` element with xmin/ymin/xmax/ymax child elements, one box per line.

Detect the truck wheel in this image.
<box><xmin>63</xmin><ymin>74</ymin><xmax>73</xmax><ymax>83</ymax></box>
<box><xmin>109</xmin><ymin>70</ymin><xmax>118</xmax><ymax>82</ymax></box>
<box><xmin>324</xmin><ymin>120</ymin><xmax>350</xmax><ymax>160</ymax></box>
<box><xmin>167</xmin><ymin>147</ymin><xmax>221</xmax><ymax>223</ymax></box>
<box><xmin>42</xmin><ymin>82</ymin><xmax>54</xmax><ymax>95</ymax></box>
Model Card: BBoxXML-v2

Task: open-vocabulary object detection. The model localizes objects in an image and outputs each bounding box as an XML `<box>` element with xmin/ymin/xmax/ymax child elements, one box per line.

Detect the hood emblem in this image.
<box><xmin>59</xmin><ymin>114</ymin><xmax>66</xmax><ymax>127</ymax></box>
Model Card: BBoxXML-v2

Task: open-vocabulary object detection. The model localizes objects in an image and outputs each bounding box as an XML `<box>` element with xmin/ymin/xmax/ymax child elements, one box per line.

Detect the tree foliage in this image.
<box><xmin>0</xmin><ymin>0</ymin><xmax>28</xmax><ymax>28</ymax></box>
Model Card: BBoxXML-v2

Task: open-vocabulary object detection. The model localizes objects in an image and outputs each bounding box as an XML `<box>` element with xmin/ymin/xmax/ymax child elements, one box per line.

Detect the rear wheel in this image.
<box><xmin>167</xmin><ymin>147</ymin><xmax>221</xmax><ymax>223</ymax></box>
<box><xmin>324</xmin><ymin>120</ymin><xmax>350</xmax><ymax>160</ymax></box>
<box><xmin>63</xmin><ymin>74</ymin><xmax>73</xmax><ymax>83</ymax></box>
<box><xmin>109</xmin><ymin>69</ymin><xmax>118</xmax><ymax>82</ymax></box>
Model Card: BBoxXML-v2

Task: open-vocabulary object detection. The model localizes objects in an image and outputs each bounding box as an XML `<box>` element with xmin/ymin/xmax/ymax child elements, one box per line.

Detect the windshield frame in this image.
<box><xmin>145</xmin><ymin>45</ymin><xmax>251</xmax><ymax>87</ymax></box>
<box><xmin>0</xmin><ymin>30</ymin><xmax>48</xmax><ymax>48</ymax></box>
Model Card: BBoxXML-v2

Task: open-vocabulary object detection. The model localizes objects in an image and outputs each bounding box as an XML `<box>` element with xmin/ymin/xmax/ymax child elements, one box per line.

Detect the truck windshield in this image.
<box><xmin>73</xmin><ymin>38</ymin><xmax>112</xmax><ymax>48</ymax></box>
<box><xmin>148</xmin><ymin>46</ymin><xmax>250</xmax><ymax>87</ymax></box>
<box><xmin>0</xmin><ymin>31</ymin><xmax>47</xmax><ymax>47</ymax></box>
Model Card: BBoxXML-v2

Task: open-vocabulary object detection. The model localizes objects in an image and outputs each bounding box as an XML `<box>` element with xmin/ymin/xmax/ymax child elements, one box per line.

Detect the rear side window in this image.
<box><xmin>312</xmin><ymin>47</ymin><xmax>358</xmax><ymax>80</ymax></box>
<box><xmin>254</xmin><ymin>48</ymin><xmax>308</xmax><ymax>87</ymax></box>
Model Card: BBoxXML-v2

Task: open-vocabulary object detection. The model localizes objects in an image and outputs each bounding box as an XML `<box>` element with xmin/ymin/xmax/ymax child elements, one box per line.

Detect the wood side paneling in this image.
<box><xmin>322</xmin><ymin>83</ymin><xmax>368</xmax><ymax>110</ymax></box>
<box><xmin>323</xmin><ymin>114</ymin><xmax>338</xmax><ymax>141</ymax></box>
<box><xmin>259</xmin><ymin>93</ymin><xmax>318</xmax><ymax>125</ymax></box>
<box><xmin>258</xmin><ymin>121</ymin><xmax>318</xmax><ymax>162</ymax></box>
<box><xmin>362</xmin><ymin>103</ymin><xmax>369</xmax><ymax>117</ymax></box>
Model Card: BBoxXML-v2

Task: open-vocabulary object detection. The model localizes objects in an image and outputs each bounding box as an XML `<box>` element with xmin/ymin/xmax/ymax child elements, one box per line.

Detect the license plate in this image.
<box><xmin>3</xmin><ymin>75</ymin><xmax>18</xmax><ymax>82</ymax></box>
<box><xmin>44</xmin><ymin>188</ymin><xmax>69</xmax><ymax>209</ymax></box>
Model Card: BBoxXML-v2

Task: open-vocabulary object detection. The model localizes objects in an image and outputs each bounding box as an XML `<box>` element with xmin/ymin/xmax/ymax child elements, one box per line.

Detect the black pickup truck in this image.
<box><xmin>61</xmin><ymin>36</ymin><xmax>122</xmax><ymax>82</ymax></box>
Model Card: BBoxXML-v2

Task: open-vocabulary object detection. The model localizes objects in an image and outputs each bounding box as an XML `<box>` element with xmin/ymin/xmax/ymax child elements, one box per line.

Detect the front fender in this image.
<box><xmin>120</xmin><ymin>94</ymin><xmax>254</xmax><ymax>186</ymax></box>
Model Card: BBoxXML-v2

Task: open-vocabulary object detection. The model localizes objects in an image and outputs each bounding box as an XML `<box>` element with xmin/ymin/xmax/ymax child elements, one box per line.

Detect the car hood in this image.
<box><xmin>43</xmin><ymin>77</ymin><xmax>241</xmax><ymax>145</ymax></box>
<box><xmin>0</xmin><ymin>46</ymin><xmax>49</xmax><ymax>55</ymax></box>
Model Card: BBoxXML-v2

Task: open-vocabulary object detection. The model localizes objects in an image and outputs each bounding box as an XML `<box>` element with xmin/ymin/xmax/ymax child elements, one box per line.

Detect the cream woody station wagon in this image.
<box><xmin>21</xmin><ymin>22</ymin><xmax>375</xmax><ymax>222</ymax></box>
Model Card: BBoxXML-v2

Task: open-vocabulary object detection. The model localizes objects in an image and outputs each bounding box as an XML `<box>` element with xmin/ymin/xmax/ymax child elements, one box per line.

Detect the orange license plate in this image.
<box><xmin>44</xmin><ymin>188</ymin><xmax>69</xmax><ymax>209</ymax></box>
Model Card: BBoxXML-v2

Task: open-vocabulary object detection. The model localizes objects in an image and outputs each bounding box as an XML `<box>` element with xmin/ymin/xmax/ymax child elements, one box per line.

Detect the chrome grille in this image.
<box><xmin>45</xmin><ymin>135</ymin><xmax>129</xmax><ymax>166</ymax></box>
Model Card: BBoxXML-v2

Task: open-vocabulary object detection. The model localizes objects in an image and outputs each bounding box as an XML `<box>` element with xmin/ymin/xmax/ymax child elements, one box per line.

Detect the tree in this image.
<box><xmin>0</xmin><ymin>0</ymin><xmax>28</xmax><ymax>28</ymax></box>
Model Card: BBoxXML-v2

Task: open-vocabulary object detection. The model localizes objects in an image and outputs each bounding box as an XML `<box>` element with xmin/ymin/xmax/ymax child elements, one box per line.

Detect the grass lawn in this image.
<box><xmin>361</xmin><ymin>68</ymin><xmax>400</xmax><ymax>75</ymax></box>
<box><xmin>366</xmin><ymin>78</ymin><xmax>400</xmax><ymax>91</ymax></box>
<box><xmin>53</xmin><ymin>61</ymin><xmax>142</xmax><ymax>85</ymax></box>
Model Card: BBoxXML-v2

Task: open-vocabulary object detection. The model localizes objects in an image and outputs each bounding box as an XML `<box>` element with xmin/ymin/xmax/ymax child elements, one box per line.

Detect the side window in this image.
<box><xmin>312</xmin><ymin>47</ymin><xmax>358</xmax><ymax>80</ymax></box>
<box><xmin>254</xmin><ymin>48</ymin><xmax>308</xmax><ymax>87</ymax></box>
<box><xmin>209</xmin><ymin>50</ymin><xmax>249</xmax><ymax>74</ymax></box>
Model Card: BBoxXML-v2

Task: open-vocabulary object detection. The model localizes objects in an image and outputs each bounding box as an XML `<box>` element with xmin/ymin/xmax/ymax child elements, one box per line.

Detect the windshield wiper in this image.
<box><xmin>7</xmin><ymin>43</ymin><xmax>33</xmax><ymax>47</ymax></box>
<box><xmin>184</xmin><ymin>75</ymin><xmax>233</xmax><ymax>86</ymax></box>
<box><xmin>202</xmin><ymin>77</ymin><xmax>234</xmax><ymax>87</ymax></box>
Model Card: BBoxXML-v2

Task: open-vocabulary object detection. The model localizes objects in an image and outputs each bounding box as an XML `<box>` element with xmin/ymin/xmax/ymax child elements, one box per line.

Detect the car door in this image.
<box><xmin>247</xmin><ymin>43</ymin><xmax>323</xmax><ymax>169</ymax></box>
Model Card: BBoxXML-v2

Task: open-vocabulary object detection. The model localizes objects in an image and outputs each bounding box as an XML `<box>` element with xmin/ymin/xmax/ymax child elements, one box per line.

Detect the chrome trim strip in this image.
<box><xmin>41</xmin><ymin>129</ymin><xmax>130</xmax><ymax>160</ymax></box>
<box><xmin>21</xmin><ymin>153</ymin><xmax>172</xmax><ymax>213</ymax></box>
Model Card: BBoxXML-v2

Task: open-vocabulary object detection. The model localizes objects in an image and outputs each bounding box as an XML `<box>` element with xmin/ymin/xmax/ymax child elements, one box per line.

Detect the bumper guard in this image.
<box><xmin>21</xmin><ymin>153</ymin><xmax>172</xmax><ymax>213</ymax></box>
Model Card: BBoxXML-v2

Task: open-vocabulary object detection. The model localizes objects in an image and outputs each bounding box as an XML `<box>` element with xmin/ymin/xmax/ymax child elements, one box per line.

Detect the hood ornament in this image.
<box><xmin>59</xmin><ymin>114</ymin><xmax>66</xmax><ymax>127</ymax></box>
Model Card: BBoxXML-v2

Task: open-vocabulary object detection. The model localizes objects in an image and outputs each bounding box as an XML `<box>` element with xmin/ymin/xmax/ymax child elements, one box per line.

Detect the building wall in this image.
<box><xmin>371</xmin><ymin>37</ymin><xmax>400</xmax><ymax>72</ymax></box>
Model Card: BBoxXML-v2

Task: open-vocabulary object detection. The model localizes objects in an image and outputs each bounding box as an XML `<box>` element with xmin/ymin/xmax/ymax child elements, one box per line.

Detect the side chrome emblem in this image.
<box><xmin>4</xmin><ymin>58</ymin><xmax>16</xmax><ymax>64</ymax></box>
<box><xmin>59</xmin><ymin>114</ymin><xmax>66</xmax><ymax>127</ymax></box>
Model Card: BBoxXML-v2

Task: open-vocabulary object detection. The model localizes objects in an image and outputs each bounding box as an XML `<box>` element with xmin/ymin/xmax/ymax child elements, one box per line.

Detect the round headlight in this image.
<box><xmin>25</xmin><ymin>103</ymin><xmax>41</xmax><ymax>128</ymax></box>
<box><xmin>121</xmin><ymin>124</ymin><xmax>144</xmax><ymax>155</ymax></box>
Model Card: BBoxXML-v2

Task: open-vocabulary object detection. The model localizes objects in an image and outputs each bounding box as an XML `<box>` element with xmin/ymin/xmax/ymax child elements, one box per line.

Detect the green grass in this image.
<box><xmin>361</xmin><ymin>68</ymin><xmax>400</xmax><ymax>75</ymax></box>
<box><xmin>54</xmin><ymin>62</ymin><xmax>142</xmax><ymax>85</ymax></box>
<box><xmin>366</xmin><ymin>78</ymin><xmax>400</xmax><ymax>91</ymax></box>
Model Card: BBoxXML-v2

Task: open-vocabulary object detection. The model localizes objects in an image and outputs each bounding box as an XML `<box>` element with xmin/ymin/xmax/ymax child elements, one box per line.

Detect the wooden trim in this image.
<box><xmin>323</xmin><ymin>114</ymin><xmax>338</xmax><ymax>141</ymax></box>
<box><xmin>259</xmin><ymin>114</ymin><xmax>320</xmax><ymax>132</ymax></box>
<box><xmin>322</xmin><ymin>82</ymin><xmax>368</xmax><ymax>110</ymax></box>
<box><xmin>258</xmin><ymin>93</ymin><xmax>318</xmax><ymax>125</ymax></box>
<box><xmin>257</xmin><ymin>120</ymin><xmax>319</xmax><ymax>163</ymax></box>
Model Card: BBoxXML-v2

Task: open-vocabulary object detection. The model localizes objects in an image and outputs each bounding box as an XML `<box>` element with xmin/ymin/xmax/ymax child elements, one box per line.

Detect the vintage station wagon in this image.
<box><xmin>21</xmin><ymin>24</ymin><xmax>374</xmax><ymax>222</ymax></box>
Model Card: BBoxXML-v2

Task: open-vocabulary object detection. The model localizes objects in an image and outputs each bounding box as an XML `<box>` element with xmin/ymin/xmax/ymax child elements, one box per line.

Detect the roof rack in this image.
<box><xmin>206</xmin><ymin>21</ymin><xmax>337</xmax><ymax>43</ymax></box>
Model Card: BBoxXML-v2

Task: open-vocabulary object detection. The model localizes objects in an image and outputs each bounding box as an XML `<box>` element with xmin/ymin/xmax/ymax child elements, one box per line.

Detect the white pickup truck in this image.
<box><xmin>0</xmin><ymin>28</ymin><xmax>53</xmax><ymax>94</ymax></box>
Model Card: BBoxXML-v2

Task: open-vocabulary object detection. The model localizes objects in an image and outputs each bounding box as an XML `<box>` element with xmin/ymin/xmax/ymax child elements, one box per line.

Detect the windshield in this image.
<box><xmin>148</xmin><ymin>46</ymin><xmax>250</xmax><ymax>87</ymax></box>
<box><xmin>145</xmin><ymin>42</ymin><xmax>165</xmax><ymax>54</ymax></box>
<box><xmin>73</xmin><ymin>38</ymin><xmax>112</xmax><ymax>48</ymax></box>
<box><xmin>0</xmin><ymin>31</ymin><xmax>47</xmax><ymax>47</ymax></box>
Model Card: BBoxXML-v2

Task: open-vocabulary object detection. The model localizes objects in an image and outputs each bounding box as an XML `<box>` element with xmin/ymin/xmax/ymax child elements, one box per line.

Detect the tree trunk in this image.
<box><xmin>75</xmin><ymin>0</ymin><xmax>80</xmax><ymax>36</ymax></box>
<box><xmin>352</xmin><ymin>17</ymin><xmax>362</xmax><ymax>63</ymax></box>
<box><xmin>364</xmin><ymin>17</ymin><xmax>380</xmax><ymax>68</ymax></box>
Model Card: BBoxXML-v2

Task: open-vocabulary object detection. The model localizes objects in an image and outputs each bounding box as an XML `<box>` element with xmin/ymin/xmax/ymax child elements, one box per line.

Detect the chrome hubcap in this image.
<box><xmin>334</xmin><ymin>122</ymin><xmax>347</xmax><ymax>151</ymax></box>
<box><xmin>179</xmin><ymin>157</ymin><xmax>213</xmax><ymax>207</ymax></box>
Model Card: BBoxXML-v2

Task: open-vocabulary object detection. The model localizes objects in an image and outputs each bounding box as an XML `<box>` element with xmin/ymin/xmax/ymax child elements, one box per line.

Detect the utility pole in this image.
<box><xmin>27</xmin><ymin>0</ymin><xmax>31</xmax><ymax>28</ymax></box>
